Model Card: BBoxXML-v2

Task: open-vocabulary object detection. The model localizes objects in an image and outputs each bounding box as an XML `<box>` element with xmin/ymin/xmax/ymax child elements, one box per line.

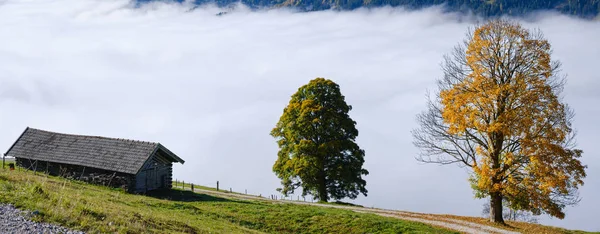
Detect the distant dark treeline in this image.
<box><xmin>136</xmin><ymin>0</ymin><xmax>599</xmax><ymax>18</ymax></box>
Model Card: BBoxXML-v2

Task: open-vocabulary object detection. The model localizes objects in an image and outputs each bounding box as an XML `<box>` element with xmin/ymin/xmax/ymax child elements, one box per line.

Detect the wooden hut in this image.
<box><xmin>4</xmin><ymin>127</ymin><xmax>185</xmax><ymax>193</ymax></box>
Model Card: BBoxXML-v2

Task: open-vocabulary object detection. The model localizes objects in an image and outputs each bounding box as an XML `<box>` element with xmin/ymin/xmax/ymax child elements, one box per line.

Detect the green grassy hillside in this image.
<box><xmin>0</xmin><ymin>169</ymin><xmax>457</xmax><ymax>234</ymax></box>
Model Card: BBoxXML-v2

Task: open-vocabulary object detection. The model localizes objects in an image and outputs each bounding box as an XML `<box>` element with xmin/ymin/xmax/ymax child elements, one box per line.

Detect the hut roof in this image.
<box><xmin>4</xmin><ymin>127</ymin><xmax>185</xmax><ymax>174</ymax></box>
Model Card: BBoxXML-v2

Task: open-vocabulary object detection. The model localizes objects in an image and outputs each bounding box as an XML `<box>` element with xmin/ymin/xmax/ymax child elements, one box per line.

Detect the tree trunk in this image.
<box><xmin>489</xmin><ymin>130</ymin><xmax>505</xmax><ymax>224</ymax></box>
<box><xmin>318</xmin><ymin>185</ymin><xmax>328</xmax><ymax>202</ymax></box>
<box><xmin>318</xmin><ymin>169</ymin><xmax>328</xmax><ymax>202</ymax></box>
<box><xmin>490</xmin><ymin>192</ymin><xmax>505</xmax><ymax>224</ymax></box>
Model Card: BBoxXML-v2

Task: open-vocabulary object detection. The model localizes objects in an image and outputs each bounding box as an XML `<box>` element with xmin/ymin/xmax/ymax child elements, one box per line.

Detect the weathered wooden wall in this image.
<box><xmin>16</xmin><ymin>150</ymin><xmax>174</xmax><ymax>194</ymax></box>
<box><xmin>133</xmin><ymin>150</ymin><xmax>173</xmax><ymax>193</ymax></box>
<box><xmin>16</xmin><ymin>158</ymin><xmax>135</xmax><ymax>191</ymax></box>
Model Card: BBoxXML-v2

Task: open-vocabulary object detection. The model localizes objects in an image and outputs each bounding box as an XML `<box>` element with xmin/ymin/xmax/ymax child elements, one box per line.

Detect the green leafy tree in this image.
<box><xmin>271</xmin><ymin>78</ymin><xmax>368</xmax><ymax>202</ymax></box>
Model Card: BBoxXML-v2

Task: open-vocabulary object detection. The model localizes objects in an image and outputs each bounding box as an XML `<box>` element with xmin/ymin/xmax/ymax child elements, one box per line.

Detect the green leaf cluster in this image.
<box><xmin>271</xmin><ymin>78</ymin><xmax>368</xmax><ymax>202</ymax></box>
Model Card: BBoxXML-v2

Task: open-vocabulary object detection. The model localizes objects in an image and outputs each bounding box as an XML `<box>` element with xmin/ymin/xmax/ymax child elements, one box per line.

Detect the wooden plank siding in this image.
<box><xmin>16</xmin><ymin>158</ymin><xmax>136</xmax><ymax>191</ymax></box>
<box><xmin>134</xmin><ymin>150</ymin><xmax>173</xmax><ymax>193</ymax></box>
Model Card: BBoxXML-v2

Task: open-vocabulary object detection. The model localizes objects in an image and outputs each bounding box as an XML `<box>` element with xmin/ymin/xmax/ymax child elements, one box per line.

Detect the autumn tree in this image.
<box><xmin>271</xmin><ymin>78</ymin><xmax>368</xmax><ymax>202</ymax></box>
<box><xmin>412</xmin><ymin>19</ymin><xmax>587</xmax><ymax>224</ymax></box>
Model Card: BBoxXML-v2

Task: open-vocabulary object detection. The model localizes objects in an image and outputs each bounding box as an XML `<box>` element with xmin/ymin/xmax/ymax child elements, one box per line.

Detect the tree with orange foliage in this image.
<box><xmin>412</xmin><ymin>19</ymin><xmax>587</xmax><ymax>224</ymax></box>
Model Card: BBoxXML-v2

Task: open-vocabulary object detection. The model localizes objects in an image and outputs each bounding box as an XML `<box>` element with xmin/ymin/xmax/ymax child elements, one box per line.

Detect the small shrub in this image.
<box><xmin>1</xmin><ymin>182</ymin><xmax>15</xmax><ymax>192</ymax></box>
<box><xmin>30</xmin><ymin>183</ymin><xmax>49</xmax><ymax>199</ymax></box>
<box><xmin>82</xmin><ymin>208</ymin><xmax>106</xmax><ymax>221</ymax></box>
<box><xmin>75</xmin><ymin>204</ymin><xmax>106</xmax><ymax>221</ymax></box>
<box><xmin>0</xmin><ymin>175</ymin><xmax>9</xmax><ymax>181</ymax></box>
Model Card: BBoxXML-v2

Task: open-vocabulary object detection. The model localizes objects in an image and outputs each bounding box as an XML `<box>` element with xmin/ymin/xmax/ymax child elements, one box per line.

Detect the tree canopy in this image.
<box><xmin>271</xmin><ymin>78</ymin><xmax>368</xmax><ymax>202</ymax></box>
<box><xmin>412</xmin><ymin>19</ymin><xmax>587</xmax><ymax>224</ymax></box>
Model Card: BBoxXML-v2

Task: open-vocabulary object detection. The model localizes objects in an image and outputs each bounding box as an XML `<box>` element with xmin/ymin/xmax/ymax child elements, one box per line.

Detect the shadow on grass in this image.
<box><xmin>146</xmin><ymin>189</ymin><xmax>231</xmax><ymax>202</ymax></box>
<box><xmin>330</xmin><ymin>201</ymin><xmax>364</xmax><ymax>207</ymax></box>
<box><xmin>146</xmin><ymin>189</ymin><xmax>254</xmax><ymax>205</ymax></box>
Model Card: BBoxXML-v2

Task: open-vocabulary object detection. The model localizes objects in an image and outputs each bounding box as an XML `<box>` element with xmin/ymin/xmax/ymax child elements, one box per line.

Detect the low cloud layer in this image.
<box><xmin>0</xmin><ymin>0</ymin><xmax>598</xmax><ymax>231</ymax></box>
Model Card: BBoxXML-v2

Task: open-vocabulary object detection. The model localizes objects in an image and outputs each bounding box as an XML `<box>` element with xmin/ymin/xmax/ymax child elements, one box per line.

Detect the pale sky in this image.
<box><xmin>0</xmin><ymin>0</ymin><xmax>598</xmax><ymax>231</ymax></box>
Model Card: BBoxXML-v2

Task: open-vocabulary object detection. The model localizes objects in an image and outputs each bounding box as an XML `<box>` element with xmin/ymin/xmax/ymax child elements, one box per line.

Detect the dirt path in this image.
<box><xmin>175</xmin><ymin>186</ymin><xmax>519</xmax><ymax>234</ymax></box>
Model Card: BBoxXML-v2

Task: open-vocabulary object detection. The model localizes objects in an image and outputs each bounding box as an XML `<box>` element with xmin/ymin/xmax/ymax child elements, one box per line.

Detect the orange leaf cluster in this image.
<box><xmin>440</xmin><ymin>20</ymin><xmax>586</xmax><ymax>219</ymax></box>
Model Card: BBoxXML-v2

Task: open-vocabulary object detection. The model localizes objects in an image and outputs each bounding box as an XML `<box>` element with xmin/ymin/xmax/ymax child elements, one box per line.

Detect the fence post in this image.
<box><xmin>2</xmin><ymin>153</ymin><xmax>4</xmax><ymax>170</ymax></box>
<box><xmin>191</xmin><ymin>183</ymin><xmax>194</xmax><ymax>192</ymax></box>
<box><xmin>245</xmin><ymin>189</ymin><xmax>247</xmax><ymax>195</ymax></box>
<box><xmin>183</xmin><ymin>180</ymin><xmax>185</xmax><ymax>189</ymax></box>
<box><xmin>230</xmin><ymin>188</ymin><xmax>232</xmax><ymax>193</ymax></box>
<box><xmin>217</xmin><ymin>181</ymin><xmax>219</xmax><ymax>191</ymax></box>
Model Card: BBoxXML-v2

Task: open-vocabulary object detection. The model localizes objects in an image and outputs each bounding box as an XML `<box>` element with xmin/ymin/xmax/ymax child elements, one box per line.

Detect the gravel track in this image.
<box><xmin>176</xmin><ymin>186</ymin><xmax>521</xmax><ymax>234</ymax></box>
<box><xmin>0</xmin><ymin>204</ymin><xmax>84</xmax><ymax>234</ymax></box>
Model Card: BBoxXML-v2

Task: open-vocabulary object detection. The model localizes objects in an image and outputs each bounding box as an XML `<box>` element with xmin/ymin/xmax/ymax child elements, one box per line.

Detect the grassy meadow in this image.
<box><xmin>0</xmin><ymin>168</ymin><xmax>457</xmax><ymax>234</ymax></box>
